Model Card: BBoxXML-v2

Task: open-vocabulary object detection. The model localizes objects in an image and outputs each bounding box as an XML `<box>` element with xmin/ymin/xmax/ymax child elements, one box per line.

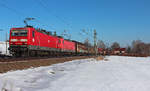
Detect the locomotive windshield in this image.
<box><xmin>11</xmin><ymin>30</ymin><xmax>28</xmax><ymax>36</ymax></box>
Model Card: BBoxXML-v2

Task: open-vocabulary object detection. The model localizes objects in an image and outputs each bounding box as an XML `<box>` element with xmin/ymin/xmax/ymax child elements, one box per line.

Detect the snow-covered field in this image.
<box><xmin>0</xmin><ymin>56</ymin><xmax>150</xmax><ymax>91</ymax></box>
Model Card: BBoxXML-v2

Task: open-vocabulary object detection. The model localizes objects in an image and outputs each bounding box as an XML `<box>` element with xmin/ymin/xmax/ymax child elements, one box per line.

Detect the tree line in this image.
<box><xmin>84</xmin><ymin>39</ymin><xmax>150</xmax><ymax>55</ymax></box>
<box><xmin>127</xmin><ymin>40</ymin><xmax>150</xmax><ymax>55</ymax></box>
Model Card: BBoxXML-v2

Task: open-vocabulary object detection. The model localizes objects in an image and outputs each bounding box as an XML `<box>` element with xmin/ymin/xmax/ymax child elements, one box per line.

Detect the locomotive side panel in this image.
<box><xmin>63</xmin><ymin>40</ymin><xmax>75</xmax><ymax>52</ymax></box>
<box><xmin>28</xmin><ymin>28</ymin><xmax>60</xmax><ymax>52</ymax></box>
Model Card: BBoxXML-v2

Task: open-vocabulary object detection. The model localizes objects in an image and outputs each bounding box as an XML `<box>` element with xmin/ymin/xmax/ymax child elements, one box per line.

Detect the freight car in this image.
<box><xmin>73</xmin><ymin>41</ymin><xmax>88</xmax><ymax>56</ymax></box>
<box><xmin>73</xmin><ymin>41</ymin><xmax>98</xmax><ymax>56</ymax></box>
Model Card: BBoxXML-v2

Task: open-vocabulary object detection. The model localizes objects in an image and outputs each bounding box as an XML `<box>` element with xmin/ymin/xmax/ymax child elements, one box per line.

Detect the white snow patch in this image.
<box><xmin>0</xmin><ymin>56</ymin><xmax>150</xmax><ymax>91</ymax></box>
<box><xmin>0</xmin><ymin>41</ymin><xmax>9</xmax><ymax>55</ymax></box>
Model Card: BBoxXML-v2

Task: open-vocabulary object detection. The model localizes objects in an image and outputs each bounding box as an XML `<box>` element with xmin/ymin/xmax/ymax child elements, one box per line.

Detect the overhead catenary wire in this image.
<box><xmin>0</xmin><ymin>0</ymin><xmax>74</xmax><ymax>39</ymax></box>
<box><xmin>36</xmin><ymin>0</ymin><xmax>74</xmax><ymax>40</ymax></box>
<box><xmin>34</xmin><ymin>19</ymin><xmax>57</xmax><ymax>31</ymax></box>
<box><xmin>1</xmin><ymin>0</ymin><xmax>72</xmax><ymax>30</ymax></box>
<box><xmin>35</xmin><ymin>0</ymin><xmax>72</xmax><ymax>29</ymax></box>
<box><xmin>0</xmin><ymin>1</ymin><xmax>25</xmax><ymax>18</ymax></box>
<box><xmin>79</xmin><ymin>29</ymin><xmax>94</xmax><ymax>40</ymax></box>
<box><xmin>0</xmin><ymin>0</ymin><xmax>56</xmax><ymax>31</ymax></box>
<box><xmin>61</xmin><ymin>30</ymin><xmax>72</xmax><ymax>39</ymax></box>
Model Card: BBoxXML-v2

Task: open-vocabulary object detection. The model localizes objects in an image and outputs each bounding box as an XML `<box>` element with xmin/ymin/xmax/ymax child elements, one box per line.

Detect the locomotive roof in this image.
<box><xmin>11</xmin><ymin>26</ymin><xmax>75</xmax><ymax>42</ymax></box>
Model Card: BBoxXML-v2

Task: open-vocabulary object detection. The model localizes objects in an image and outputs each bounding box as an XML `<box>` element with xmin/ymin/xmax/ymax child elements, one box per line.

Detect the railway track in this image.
<box><xmin>0</xmin><ymin>55</ymin><xmax>89</xmax><ymax>63</ymax></box>
<box><xmin>0</xmin><ymin>53</ymin><xmax>68</xmax><ymax>62</ymax></box>
<box><xmin>0</xmin><ymin>55</ymin><xmax>95</xmax><ymax>73</ymax></box>
<box><xmin>0</xmin><ymin>56</ymin><xmax>54</xmax><ymax>62</ymax></box>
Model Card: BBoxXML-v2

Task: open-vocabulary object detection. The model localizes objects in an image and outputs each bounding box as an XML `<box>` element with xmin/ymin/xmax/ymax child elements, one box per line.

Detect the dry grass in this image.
<box><xmin>94</xmin><ymin>56</ymin><xmax>110</xmax><ymax>61</ymax></box>
<box><xmin>95</xmin><ymin>56</ymin><xmax>104</xmax><ymax>61</ymax></box>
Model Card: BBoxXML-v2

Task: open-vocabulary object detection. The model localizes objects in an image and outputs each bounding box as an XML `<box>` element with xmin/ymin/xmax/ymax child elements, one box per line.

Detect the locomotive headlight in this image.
<box><xmin>10</xmin><ymin>39</ymin><xmax>18</xmax><ymax>42</ymax></box>
<box><xmin>20</xmin><ymin>39</ymin><xmax>27</xmax><ymax>42</ymax></box>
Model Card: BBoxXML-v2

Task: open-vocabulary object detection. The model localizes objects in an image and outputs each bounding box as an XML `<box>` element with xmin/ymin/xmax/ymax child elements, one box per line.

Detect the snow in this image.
<box><xmin>0</xmin><ymin>56</ymin><xmax>150</xmax><ymax>91</ymax></box>
<box><xmin>0</xmin><ymin>41</ymin><xmax>9</xmax><ymax>55</ymax></box>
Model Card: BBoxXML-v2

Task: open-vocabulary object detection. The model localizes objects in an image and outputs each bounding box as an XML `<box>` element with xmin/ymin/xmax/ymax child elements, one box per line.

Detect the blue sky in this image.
<box><xmin>0</xmin><ymin>0</ymin><xmax>150</xmax><ymax>46</ymax></box>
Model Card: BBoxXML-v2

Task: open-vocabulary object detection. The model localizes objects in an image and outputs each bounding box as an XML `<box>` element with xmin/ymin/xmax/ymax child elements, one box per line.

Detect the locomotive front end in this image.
<box><xmin>9</xmin><ymin>28</ymin><xmax>29</xmax><ymax>56</ymax></box>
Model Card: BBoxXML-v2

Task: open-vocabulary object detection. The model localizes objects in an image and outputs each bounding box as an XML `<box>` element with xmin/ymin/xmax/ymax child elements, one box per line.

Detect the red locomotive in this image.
<box><xmin>9</xmin><ymin>26</ymin><xmax>98</xmax><ymax>57</ymax></box>
<box><xmin>9</xmin><ymin>26</ymin><xmax>75</xmax><ymax>57</ymax></box>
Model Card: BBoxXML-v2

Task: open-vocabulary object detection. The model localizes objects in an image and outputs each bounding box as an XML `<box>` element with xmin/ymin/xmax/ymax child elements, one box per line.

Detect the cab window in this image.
<box><xmin>11</xmin><ymin>30</ymin><xmax>28</xmax><ymax>36</ymax></box>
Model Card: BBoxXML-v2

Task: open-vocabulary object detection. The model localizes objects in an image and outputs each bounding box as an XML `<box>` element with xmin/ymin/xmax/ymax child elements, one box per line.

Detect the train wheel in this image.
<box><xmin>13</xmin><ymin>52</ymin><xmax>21</xmax><ymax>57</ymax></box>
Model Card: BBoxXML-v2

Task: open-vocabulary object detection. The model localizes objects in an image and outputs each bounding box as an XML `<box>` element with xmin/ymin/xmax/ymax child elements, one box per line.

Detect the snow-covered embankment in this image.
<box><xmin>0</xmin><ymin>56</ymin><xmax>150</xmax><ymax>91</ymax></box>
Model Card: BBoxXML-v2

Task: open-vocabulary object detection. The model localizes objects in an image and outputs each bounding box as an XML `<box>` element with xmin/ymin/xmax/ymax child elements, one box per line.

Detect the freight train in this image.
<box><xmin>8</xmin><ymin>26</ymin><xmax>100</xmax><ymax>57</ymax></box>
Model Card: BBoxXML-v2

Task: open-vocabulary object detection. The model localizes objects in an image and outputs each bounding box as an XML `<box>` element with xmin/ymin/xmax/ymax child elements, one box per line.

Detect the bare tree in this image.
<box><xmin>97</xmin><ymin>40</ymin><xmax>106</xmax><ymax>49</ymax></box>
<box><xmin>131</xmin><ymin>40</ymin><xmax>150</xmax><ymax>55</ymax></box>
<box><xmin>126</xmin><ymin>46</ymin><xmax>132</xmax><ymax>53</ymax></box>
<box><xmin>84</xmin><ymin>38</ymin><xmax>91</xmax><ymax>47</ymax></box>
<box><xmin>147</xmin><ymin>44</ymin><xmax>150</xmax><ymax>55</ymax></box>
<box><xmin>111</xmin><ymin>42</ymin><xmax>120</xmax><ymax>50</ymax></box>
<box><xmin>131</xmin><ymin>40</ymin><xmax>142</xmax><ymax>53</ymax></box>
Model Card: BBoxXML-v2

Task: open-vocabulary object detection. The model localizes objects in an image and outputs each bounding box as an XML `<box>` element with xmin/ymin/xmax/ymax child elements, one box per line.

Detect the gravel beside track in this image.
<box><xmin>0</xmin><ymin>56</ymin><xmax>95</xmax><ymax>73</ymax></box>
